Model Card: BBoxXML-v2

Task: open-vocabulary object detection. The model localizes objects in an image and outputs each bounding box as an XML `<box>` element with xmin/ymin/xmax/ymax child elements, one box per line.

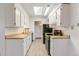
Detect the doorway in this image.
<box><xmin>34</xmin><ymin>21</ymin><xmax>42</xmax><ymax>40</ymax></box>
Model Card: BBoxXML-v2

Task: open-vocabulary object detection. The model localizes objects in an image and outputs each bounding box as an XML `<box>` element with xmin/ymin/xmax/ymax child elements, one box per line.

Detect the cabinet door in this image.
<box><xmin>6</xmin><ymin>39</ymin><xmax>24</xmax><ymax>56</ymax></box>
<box><xmin>24</xmin><ymin>15</ymin><xmax>29</xmax><ymax>27</ymax></box>
<box><xmin>15</xmin><ymin>8</ymin><xmax>21</xmax><ymax>26</ymax></box>
<box><xmin>50</xmin><ymin>38</ymin><xmax>54</xmax><ymax>56</ymax></box>
<box><xmin>26</xmin><ymin>36</ymin><xmax>30</xmax><ymax>52</ymax></box>
<box><xmin>24</xmin><ymin>35</ymin><xmax>32</xmax><ymax>56</ymax></box>
<box><xmin>54</xmin><ymin>39</ymin><xmax>69</xmax><ymax>56</ymax></box>
<box><xmin>28</xmin><ymin>35</ymin><xmax>31</xmax><ymax>47</ymax></box>
<box><xmin>56</xmin><ymin>8</ymin><xmax>61</xmax><ymax>26</ymax></box>
<box><xmin>21</xmin><ymin>13</ymin><xmax>25</xmax><ymax>27</ymax></box>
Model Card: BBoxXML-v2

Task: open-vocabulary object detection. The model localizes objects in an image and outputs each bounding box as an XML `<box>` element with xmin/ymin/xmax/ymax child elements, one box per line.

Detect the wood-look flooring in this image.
<box><xmin>26</xmin><ymin>39</ymin><xmax>48</xmax><ymax>56</ymax></box>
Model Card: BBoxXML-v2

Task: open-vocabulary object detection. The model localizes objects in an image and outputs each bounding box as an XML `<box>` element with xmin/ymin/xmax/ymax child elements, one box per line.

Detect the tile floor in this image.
<box><xmin>26</xmin><ymin>39</ymin><xmax>48</xmax><ymax>56</ymax></box>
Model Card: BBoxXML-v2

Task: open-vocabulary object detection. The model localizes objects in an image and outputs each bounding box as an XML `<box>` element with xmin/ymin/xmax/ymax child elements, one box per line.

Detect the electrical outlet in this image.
<box><xmin>77</xmin><ymin>23</ymin><xmax>79</xmax><ymax>26</ymax></box>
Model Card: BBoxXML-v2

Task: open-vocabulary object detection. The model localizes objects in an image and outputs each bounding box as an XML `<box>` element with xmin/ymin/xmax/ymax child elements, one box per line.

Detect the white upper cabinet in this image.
<box><xmin>48</xmin><ymin>4</ymin><xmax>70</xmax><ymax>27</ymax></box>
<box><xmin>48</xmin><ymin>5</ymin><xmax>61</xmax><ymax>27</ymax></box>
<box><xmin>5</xmin><ymin>3</ymin><xmax>30</xmax><ymax>28</ymax></box>
<box><xmin>5</xmin><ymin>4</ymin><xmax>21</xmax><ymax>27</ymax></box>
<box><xmin>49</xmin><ymin>14</ymin><xmax>54</xmax><ymax>24</ymax></box>
<box><xmin>56</xmin><ymin>8</ymin><xmax>61</xmax><ymax>26</ymax></box>
<box><xmin>20</xmin><ymin>13</ymin><xmax>25</xmax><ymax>27</ymax></box>
<box><xmin>24</xmin><ymin>14</ymin><xmax>29</xmax><ymax>28</ymax></box>
<box><xmin>15</xmin><ymin>7</ymin><xmax>21</xmax><ymax>27</ymax></box>
<box><xmin>20</xmin><ymin>12</ymin><xmax>29</xmax><ymax>28</ymax></box>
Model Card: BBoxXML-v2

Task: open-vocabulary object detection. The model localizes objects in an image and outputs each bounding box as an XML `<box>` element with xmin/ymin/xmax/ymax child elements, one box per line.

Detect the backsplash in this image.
<box><xmin>5</xmin><ymin>27</ymin><xmax>24</xmax><ymax>35</ymax></box>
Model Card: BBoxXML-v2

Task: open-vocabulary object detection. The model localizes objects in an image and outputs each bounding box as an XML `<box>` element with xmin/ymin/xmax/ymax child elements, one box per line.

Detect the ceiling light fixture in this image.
<box><xmin>33</xmin><ymin>7</ymin><xmax>43</xmax><ymax>15</ymax></box>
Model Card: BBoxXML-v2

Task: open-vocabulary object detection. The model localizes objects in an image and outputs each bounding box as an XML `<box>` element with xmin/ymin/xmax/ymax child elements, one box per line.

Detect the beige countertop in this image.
<box><xmin>5</xmin><ymin>32</ymin><xmax>32</xmax><ymax>39</ymax></box>
<box><xmin>50</xmin><ymin>35</ymin><xmax>70</xmax><ymax>39</ymax></box>
<box><xmin>46</xmin><ymin>33</ymin><xmax>70</xmax><ymax>39</ymax></box>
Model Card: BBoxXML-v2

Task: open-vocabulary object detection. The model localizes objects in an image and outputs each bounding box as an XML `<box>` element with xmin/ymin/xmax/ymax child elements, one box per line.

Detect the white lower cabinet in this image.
<box><xmin>50</xmin><ymin>38</ymin><xmax>69</xmax><ymax>56</ymax></box>
<box><xmin>6</xmin><ymin>35</ymin><xmax>32</xmax><ymax>56</ymax></box>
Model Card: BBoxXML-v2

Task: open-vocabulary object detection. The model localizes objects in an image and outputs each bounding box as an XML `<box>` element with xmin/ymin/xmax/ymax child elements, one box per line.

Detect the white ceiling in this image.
<box><xmin>20</xmin><ymin>3</ymin><xmax>59</xmax><ymax>17</ymax></box>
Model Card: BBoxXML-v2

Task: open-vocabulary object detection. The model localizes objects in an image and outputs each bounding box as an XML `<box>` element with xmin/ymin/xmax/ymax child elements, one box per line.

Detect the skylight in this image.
<box><xmin>33</xmin><ymin>7</ymin><xmax>43</xmax><ymax>15</ymax></box>
<box><xmin>44</xmin><ymin>7</ymin><xmax>50</xmax><ymax>16</ymax></box>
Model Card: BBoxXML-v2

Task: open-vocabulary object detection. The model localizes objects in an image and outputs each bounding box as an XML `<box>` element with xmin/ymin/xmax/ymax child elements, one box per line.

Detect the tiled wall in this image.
<box><xmin>5</xmin><ymin>28</ymin><xmax>24</xmax><ymax>35</ymax></box>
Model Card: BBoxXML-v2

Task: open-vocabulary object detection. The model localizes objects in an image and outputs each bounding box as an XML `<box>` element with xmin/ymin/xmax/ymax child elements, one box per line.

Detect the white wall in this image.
<box><xmin>35</xmin><ymin>22</ymin><xmax>42</xmax><ymax>38</ymax></box>
<box><xmin>56</xmin><ymin>4</ymin><xmax>79</xmax><ymax>56</ymax></box>
<box><xmin>29</xmin><ymin>17</ymin><xmax>48</xmax><ymax>40</ymax></box>
<box><xmin>60</xmin><ymin>4</ymin><xmax>70</xmax><ymax>27</ymax></box>
<box><xmin>69</xmin><ymin>3</ymin><xmax>79</xmax><ymax>56</ymax></box>
<box><xmin>29</xmin><ymin>17</ymin><xmax>48</xmax><ymax>31</ymax></box>
<box><xmin>0</xmin><ymin>4</ymin><xmax>6</xmax><ymax>56</ymax></box>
